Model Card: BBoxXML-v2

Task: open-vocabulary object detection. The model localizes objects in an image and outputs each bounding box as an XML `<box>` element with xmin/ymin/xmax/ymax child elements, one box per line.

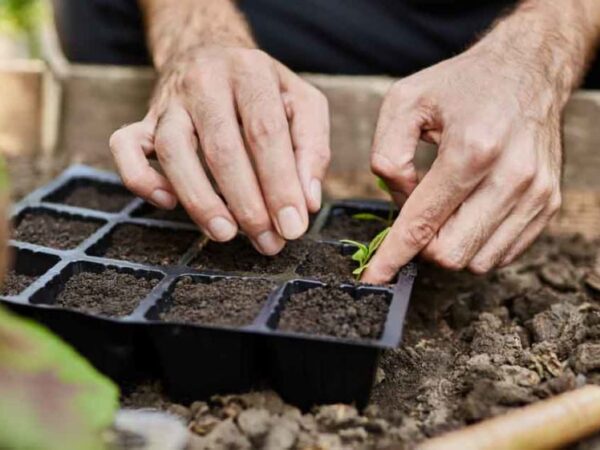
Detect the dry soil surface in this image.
<box><xmin>126</xmin><ymin>233</ymin><xmax>600</xmax><ymax>449</ymax></box>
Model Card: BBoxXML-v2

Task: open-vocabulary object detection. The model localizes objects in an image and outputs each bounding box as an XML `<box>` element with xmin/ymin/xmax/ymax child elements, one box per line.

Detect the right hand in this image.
<box><xmin>110</xmin><ymin>47</ymin><xmax>330</xmax><ymax>255</ymax></box>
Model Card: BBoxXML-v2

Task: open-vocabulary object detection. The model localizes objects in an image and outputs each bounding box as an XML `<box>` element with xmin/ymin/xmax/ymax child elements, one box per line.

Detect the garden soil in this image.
<box><xmin>123</xmin><ymin>233</ymin><xmax>600</xmax><ymax>449</ymax></box>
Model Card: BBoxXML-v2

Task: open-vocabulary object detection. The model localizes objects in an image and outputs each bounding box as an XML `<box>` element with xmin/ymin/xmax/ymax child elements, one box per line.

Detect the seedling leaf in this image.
<box><xmin>376</xmin><ymin>177</ymin><xmax>391</xmax><ymax>194</ymax></box>
<box><xmin>352</xmin><ymin>213</ymin><xmax>388</xmax><ymax>224</ymax></box>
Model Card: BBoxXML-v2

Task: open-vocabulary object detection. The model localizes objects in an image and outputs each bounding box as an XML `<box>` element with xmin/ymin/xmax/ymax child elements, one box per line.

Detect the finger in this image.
<box><xmin>469</xmin><ymin>179</ymin><xmax>559</xmax><ymax>272</ymax></box>
<box><xmin>184</xmin><ymin>72</ymin><xmax>285</xmax><ymax>255</ymax></box>
<box><xmin>154</xmin><ymin>103</ymin><xmax>238</xmax><ymax>242</ymax></box>
<box><xmin>361</xmin><ymin>132</ymin><xmax>500</xmax><ymax>284</ymax></box>
<box><xmin>109</xmin><ymin>116</ymin><xmax>177</xmax><ymax>209</ymax></box>
<box><xmin>421</xmin><ymin>154</ymin><xmax>536</xmax><ymax>271</ymax></box>
<box><xmin>278</xmin><ymin>64</ymin><xmax>331</xmax><ymax>212</ymax></box>
<box><xmin>234</xmin><ymin>58</ymin><xmax>309</xmax><ymax>239</ymax></box>
<box><xmin>498</xmin><ymin>192</ymin><xmax>561</xmax><ymax>267</ymax></box>
<box><xmin>370</xmin><ymin>82</ymin><xmax>429</xmax><ymax>202</ymax></box>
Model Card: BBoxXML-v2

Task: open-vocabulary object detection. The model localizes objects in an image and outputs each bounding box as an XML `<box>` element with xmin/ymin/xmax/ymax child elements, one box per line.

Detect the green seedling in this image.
<box><xmin>351</xmin><ymin>177</ymin><xmax>395</xmax><ymax>226</ymax></box>
<box><xmin>342</xmin><ymin>177</ymin><xmax>396</xmax><ymax>279</ymax></box>
<box><xmin>341</xmin><ymin>227</ymin><xmax>391</xmax><ymax>278</ymax></box>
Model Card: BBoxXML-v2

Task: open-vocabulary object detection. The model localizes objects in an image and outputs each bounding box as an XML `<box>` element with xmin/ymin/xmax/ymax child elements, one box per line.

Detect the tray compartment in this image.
<box><xmin>147</xmin><ymin>274</ymin><xmax>277</xmax><ymax>402</ymax></box>
<box><xmin>42</xmin><ymin>177</ymin><xmax>134</xmax><ymax>213</ymax></box>
<box><xmin>263</xmin><ymin>280</ymin><xmax>392</xmax><ymax>408</ymax></box>
<box><xmin>0</xmin><ymin>247</ymin><xmax>60</xmax><ymax>297</ymax></box>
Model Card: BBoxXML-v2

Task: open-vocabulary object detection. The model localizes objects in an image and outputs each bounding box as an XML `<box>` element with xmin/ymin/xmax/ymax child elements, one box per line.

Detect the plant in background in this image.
<box><xmin>342</xmin><ymin>177</ymin><xmax>395</xmax><ymax>278</ymax></box>
<box><xmin>0</xmin><ymin>0</ymin><xmax>46</xmax><ymax>57</ymax></box>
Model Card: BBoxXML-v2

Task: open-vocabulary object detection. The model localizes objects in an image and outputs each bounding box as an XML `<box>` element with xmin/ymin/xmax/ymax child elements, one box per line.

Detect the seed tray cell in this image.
<box><xmin>2</xmin><ymin>164</ymin><xmax>417</xmax><ymax>409</ymax></box>
<box><xmin>132</xmin><ymin>202</ymin><xmax>193</xmax><ymax>224</ymax></box>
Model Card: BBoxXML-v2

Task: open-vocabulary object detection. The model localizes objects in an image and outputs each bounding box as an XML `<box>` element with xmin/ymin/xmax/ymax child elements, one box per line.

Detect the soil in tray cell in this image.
<box><xmin>134</xmin><ymin>204</ymin><xmax>192</xmax><ymax>223</ymax></box>
<box><xmin>97</xmin><ymin>224</ymin><xmax>198</xmax><ymax>266</ymax></box>
<box><xmin>191</xmin><ymin>236</ymin><xmax>306</xmax><ymax>275</ymax></box>
<box><xmin>0</xmin><ymin>271</ymin><xmax>37</xmax><ymax>296</ymax></box>
<box><xmin>278</xmin><ymin>286</ymin><xmax>389</xmax><ymax>340</ymax></box>
<box><xmin>56</xmin><ymin>269</ymin><xmax>158</xmax><ymax>317</ymax></box>
<box><xmin>160</xmin><ymin>277</ymin><xmax>276</xmax><ymax>327</ymax></box>
<box><xmin>320</xmin><ymin>211</ymin><xmax>392</xmax><ymax>243</ymax></box>
<box><xmin>57</xmin><ymin>184</ymin><xmax>133</xmax><ymax>213</ymax></box>
<box><xmin>295</xmin><ymin>241</ymin><xmax>355</xmax><ymax>283</ymax></box>
<box><xmin>14</xmin><ymin>212</ymin><xmax>102</xmax><ymax>250</ymax></box>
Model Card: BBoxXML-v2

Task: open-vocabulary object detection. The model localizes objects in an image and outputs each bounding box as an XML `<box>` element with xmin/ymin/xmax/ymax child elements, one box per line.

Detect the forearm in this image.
<box><xmin>138</xmin><ymin>0</ymin><xmax>255</xmax><ymax>70</ymax></box>
<box><xmin>471</xmin><ymin>0</ymin><xmax>600</xmax><ymax>106</ymax></box>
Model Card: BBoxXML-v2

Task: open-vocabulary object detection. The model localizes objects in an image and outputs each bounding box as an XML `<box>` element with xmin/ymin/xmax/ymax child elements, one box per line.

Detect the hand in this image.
<box><xmin>362</xmin><ymin>45</ymin><xmax>564</xmax><ymax>284</ymax></box>
<box><xmin>110</xmin><ymin>47</ymin><xmax>330</xmax><ymax>255</ymax></box>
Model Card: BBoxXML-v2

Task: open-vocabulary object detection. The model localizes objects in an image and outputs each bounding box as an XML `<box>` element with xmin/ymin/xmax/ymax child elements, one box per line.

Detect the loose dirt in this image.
<box><xmin>99</xmin><ymin>224</ymin><xmax>198</xmax><ymax>266</ymax></box>
<box><xmin>278</xmin><ymin>286</ymin><xmax>389</xmax><ymax>340</ymax></box>
<box><xmin>57</xmin><ymin>184</ymin><xmax>133</xmax><ymax>213</ymax></box>
<box><xmin>0</xmin><ymin>270</ymin><xmax>37</xmax><ymax>296</ymax></box>
<box><xmin>295</xmin><ymin>242</ymin><xmax>355</xmax><ymax>283</ymax></box>
<box><xmin>135</xmin><ymin>204</ymin><xmax>192</xmax><ymax>223</ymax></box>
<box><xmin>320</xmin><ymin>213</ymin><xmax>389</xmax><ymax>242</ymax></box>
<box><xmin>14</xmin><ymin>212</ymin><xmax>102</xmax><ymax>249</ymax></box>
<box><xmin>191</xmin><ymin>237</ymin><xmax>307</xmax><ymax>275</ymax></box>
<box><xmin>160</xmin><ymin>277</ymin><xmax>276</xmax><ymax>327</ymax></box>
<box><xmin>56</xmin><ymin>269</ymin><xmax>158</xmax><ymax>317</ymax></box>
<box><xmin>124</xmin><ymin>233</ymin><xmax>600</xmax><ymax>449</ymax></box>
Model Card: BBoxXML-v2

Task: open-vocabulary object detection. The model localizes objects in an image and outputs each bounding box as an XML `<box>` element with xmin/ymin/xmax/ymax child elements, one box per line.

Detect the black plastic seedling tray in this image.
<box><xmin>2</xmin><ymin>165</ymin><xmax>416</xmax><ymax>409</ymax></box>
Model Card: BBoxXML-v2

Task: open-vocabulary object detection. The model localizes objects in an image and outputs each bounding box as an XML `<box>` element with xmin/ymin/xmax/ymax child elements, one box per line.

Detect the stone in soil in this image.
<box><xmin>0</xmin><ymin>270</ymin><xmax>37</xmax><ymax>296</ymax></box>
<box><xmin>160</xmin><ymin>277</ymin><xmax>275</xmax><ymax>327</ymax></box>
<box><xmin>55</xmin><ymin>269</ymin><xmax>158</xmax><ymax>317</ymax></box>
<box><xmin>191</xmin><ymin>236</ymin><xmax>306</xmax><ymax>275</ymax></box>
<box><xmin>319</xmin><ymin>212</ymin><xmax>390</xmax><ymax>242</ymax></box>
<box><xmin>98</xmin><ymin>224</ymin><xmax>198</xmax><ymax>266</ymax></box>
<box><xmin>278</xmin><ymin>286</ymin><xmax>389</xmax><ymax>340</ymax></box>
<box><xmin>58</xmin><ymin>184</ymin><xmax>133</xmax><ymax>213</ymax></box>
<box><xmin>135</xmin><ymin>204</ymin><xmax>192</xmax><ymax>223</ymax></box>
<box><xmin>14</xmin><ymin>212</ymin><xmax>102</xmax><ymax>250</ymax></box>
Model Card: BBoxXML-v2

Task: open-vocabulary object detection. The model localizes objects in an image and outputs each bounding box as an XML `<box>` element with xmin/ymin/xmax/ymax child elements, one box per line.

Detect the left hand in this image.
<box><xmin>361</xmin><ymin>44</ymin><xmax>563</xmax><ymax>284</ymax></box>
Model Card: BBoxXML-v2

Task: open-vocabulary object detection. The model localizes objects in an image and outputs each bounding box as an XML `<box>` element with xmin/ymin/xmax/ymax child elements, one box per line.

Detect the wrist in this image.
<box><xmin>469</xmin><ymin>0</ymin><xmax>597</xmax><ymax>108</ymax></box>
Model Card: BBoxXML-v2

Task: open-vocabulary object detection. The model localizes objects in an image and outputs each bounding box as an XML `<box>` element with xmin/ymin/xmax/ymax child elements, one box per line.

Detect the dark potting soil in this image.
<box><xmin>320</xmin><ymin>213</ymin><xmax>390</xmax><ymax>242</ymax></box>
<box><xmin>295</xmin><ymin>242</ymin><xmax>355</xmax><ymax>283</ymax></box>
<box><xmin>0</xmin><ymin>270</ymin><xmax>37</xmax><ymax>296</ymax></box>
<box><xmin>59</xmin><ymin>184</ymin><xmax>133</xmax><ymax>213</ymax></box>
<box><xmin>99</xmin><ymin>224</ymin><xmax>198</xmax><ymax>266</ymax></box>
<box><xmin>124</xmin><ymin>234</ymin><xmax>600</xmax><ymax>449</ymax></box>
<box><xmin>135</xmin><ymin>204</ymin><xmax>192</xmax><ymax>223</ymax></box>
<box><xmin>278</xmin><ymin>286</ymin><xmax>389</xmax><ymax>340</ymax></box>
<box><xmin>191</xmin><ymin>236</ymin><xmax>307</xmax><ymax>275</ymax></box>
<box><xmin>160</xmin><ymin>277</ymin><xmax>275</xmax><ymax>327</ymax></box>
<box><xmin>56</xmin><ymin>269</ymin><xmax>157</xmax><ymax>317</ymax></box>
<box><xmin>14</xmin><ymin>212</ymin><xmax>102</xmax><ymax>250</ymax></box>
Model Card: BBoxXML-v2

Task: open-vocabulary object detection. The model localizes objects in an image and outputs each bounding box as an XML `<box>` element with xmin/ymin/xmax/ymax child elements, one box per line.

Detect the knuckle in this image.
<box><xmin>245</xmin><ymin>115</ymin><xmax>288</xmax><ymax>146</ymax></box>
<box><xmin>509</xmin><ymin>160</ymin><xmax>537</xmax><ymax>189</ymax></box>
<box><xmin>154</xmin><ymin>134</ymin><xmax>178</xmax><ymax>163</ymax></box>
<box><xmin>532</xmin><ymin>180</ymin><xmax>553</xmax><ymax>204</ymax></box>
<box><xmin>403</xmin><ymin>219</ymin><xmax>436</xmax><ymax>249</ymax></box>
<box><xmin>462</xmin><ymin>129</ymin><xmax>501</xmax><ymax>171</ymax></box>
<box><xmin>371</xmin><ymin>153</ymin><xmax>403</xmax><ymax>182</ymax></box>
<box><xmin>109</xmin><ymin>129</ymin><xmax>127</xmax><ymax>154</ymax></box>
<box><xmin>430</xmin><ymin>245</ymin><xmax>468</xmax><ymax>271</ymax></box>
<box><xmin>239</xmin><ymin>49</ymin><xmax>271</xmax><ymax>67</ymax></box>
<box><xmin>203</xmin><ymin>140</ymin><xmax>240</xmax><ymax>171</ymax></box>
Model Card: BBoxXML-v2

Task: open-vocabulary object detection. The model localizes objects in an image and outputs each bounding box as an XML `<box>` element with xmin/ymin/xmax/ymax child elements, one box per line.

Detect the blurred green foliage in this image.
<box><xmin>0</xmin><ymin>0</ymin><xmax>46</xmax><ymax>55</ymax></box>
<box><xmin>0</xmin><ymin>306</ymin><xmax>119</xmax><ymax>449</ymax></box>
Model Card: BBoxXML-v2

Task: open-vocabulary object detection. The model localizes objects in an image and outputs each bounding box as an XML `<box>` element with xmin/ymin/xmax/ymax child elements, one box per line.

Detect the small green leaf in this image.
<box><xmin>366</xmin><ymin>227</ymin><xmax>391</xmax><ymax>260</ymax></box>
<box><xmin>351</xmin><ymin>213</ymin><xmax>387</xmax><ymax>223</ymax></box>
<box><xmin>352</xmin><ymin>264</ymin><xmax>369</xmax><ymax>276</ymax></box>
<box><xmin>376</xmin><ymin>177</ymin><xmax>391</xmax><ymax>194</ymax></box>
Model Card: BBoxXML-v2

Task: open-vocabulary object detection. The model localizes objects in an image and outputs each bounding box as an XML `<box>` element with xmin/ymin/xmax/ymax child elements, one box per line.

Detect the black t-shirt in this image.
<box><xmin>51</xmin><ymin>0</ymin><xmax>599</xmax><ymax>86</ymax></box>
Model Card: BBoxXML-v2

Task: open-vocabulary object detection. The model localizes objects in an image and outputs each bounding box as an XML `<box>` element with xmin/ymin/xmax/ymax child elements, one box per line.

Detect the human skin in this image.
<box><xmin>362</xmin><ymin>0</ymin><xmax>600</xmax><ymax>283</ymax></box>
<box><xmin>110</xmin><ymin>0</ymin><xmax>330</xmax><ymax>256</ymax></box>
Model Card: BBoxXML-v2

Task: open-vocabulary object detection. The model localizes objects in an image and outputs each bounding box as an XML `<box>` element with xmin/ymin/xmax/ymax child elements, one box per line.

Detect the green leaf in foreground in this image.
<box><xmin>0</xmin><ymin>306</ymin><xmax>119</xmax><ymax>450</ymax></box>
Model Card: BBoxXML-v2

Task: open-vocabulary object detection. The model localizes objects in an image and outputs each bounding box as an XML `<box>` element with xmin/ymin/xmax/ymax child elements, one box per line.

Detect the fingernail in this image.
<box><xmin>207</xmin><ymin>217</ymin><xmax>237</xmax><ymax>241</ymax></box>
<box><xmin>255</xmin><ymin>230</ymin><xmax>285</xmax><ymax>255</ymax></box>
<box><xmin>150</xmin><ymin>189</ymin><xmax>176</xmax><ymax>209</ymax></box>
<box><xmin>277</xmin><ymin>206</ymin><xmax>305</xmax><ymax>239</ymax></box>
<box><xmin>310</xmin><ymin>179</ymin><xmax>322</xmax><ymax>209</ymax></box>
